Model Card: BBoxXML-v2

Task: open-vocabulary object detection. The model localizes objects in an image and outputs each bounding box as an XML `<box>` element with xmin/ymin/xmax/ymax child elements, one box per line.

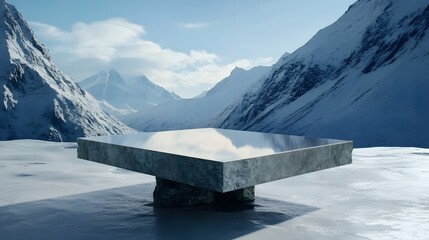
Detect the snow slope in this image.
<box><xmin>129</xmin><ymin>66</ymin><xmax>270</xmax><ymax>130</ymax></box>
<box><xmin>79</xmin><ymin>69</ymin><xmax>180</xmax><ymax>118</ymax></box>
<box><xmin>1</xmin><ymin>140</ymin><xmax>428</xmax><ymax>239</ymax></box>
<box><xmin>0</xmin><ymin>1</ymin><xmax>134</xmax><ymax>141</ymax></box>
<box><xmin>219</xmin><ymin>0</ymin><xmax>429</xmax><ymax>148</ymax></box>
<box><xmin>193</xmin><ymin>90</ymin><xmax>209</xmax><ymax>99</ymax></box>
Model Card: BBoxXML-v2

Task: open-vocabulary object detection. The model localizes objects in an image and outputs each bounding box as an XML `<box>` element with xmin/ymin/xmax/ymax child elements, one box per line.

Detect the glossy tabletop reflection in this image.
<box><xmin>81</xmin><ymin>128</ymin><xmax>346</xmax><ymax>162</ymax></box>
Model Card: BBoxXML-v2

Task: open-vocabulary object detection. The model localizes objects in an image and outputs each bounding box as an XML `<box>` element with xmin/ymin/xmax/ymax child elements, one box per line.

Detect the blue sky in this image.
<box><xmin>9</xmin><ymin>0</ymin><xmax>355</xmax><ymax>98</ymax></box>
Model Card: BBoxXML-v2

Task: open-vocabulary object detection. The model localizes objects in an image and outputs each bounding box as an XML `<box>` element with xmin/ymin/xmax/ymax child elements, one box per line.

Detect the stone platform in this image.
<box><xmin>77</xmin><ymin>128</ymin><xmax>352</xmax><ymax>207</ymax></box>
<box><xmin>153</xmin><ymin>178</ymin><xmax>255</xmax><ymax>207</ymax></box>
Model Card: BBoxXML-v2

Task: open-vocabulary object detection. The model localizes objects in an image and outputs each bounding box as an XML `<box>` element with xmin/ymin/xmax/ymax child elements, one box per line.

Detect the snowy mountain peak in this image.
<box><xmin>84</xmin><ymin>69</ymin><xmax>124</xmax><ymax>86</ymax></box>
<box><xmin>0</xmin><ymin>2</ymin><xmax>134</xmax><ymax>141</ymax></box>
<box><xmin>231</xmin><ymin>66</ymin><xmax>245</xmax><ymax>74</ymax></box>
<box><xmin>1</xmin><ymin>2</ymin><xmax>50</xmax><ymax>64</ymax></box>
<box><xmin>106</xmin><ymin>69</ymin><xmax>123</xmax><ymax>83</ymax></box>
<box><xmin>79</xmin><ymin>69</ymin><xmax>181</xmax><ymax>119</ymax></box>
<box><xmin>218</xmin><ymin>0</ymin><xmax>429</xmax><ymax>147</ymax></box>
<box><xmin>108</xmin><ymin>68</ymin><xmax>119</xmax><ymax>75</ymax></box>
<box><xmin>129</xmin><ymin>65</ymin><xmax>270</xmax><ymax>131</ymax></box>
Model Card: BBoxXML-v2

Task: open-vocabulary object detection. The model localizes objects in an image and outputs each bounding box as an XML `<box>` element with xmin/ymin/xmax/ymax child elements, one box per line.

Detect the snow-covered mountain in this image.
<box><xmin>79</xmin><ymin>69</ymin><xmax>181</xmax><ymax>118</ymax></box>
<box><xmin>219</xmin><ymin>0</ymin><xmax>429</xmax><ymax>147</ymax></box>
<box><xmin>129</xmin><ymin>66</ymin><xmax>270</xmax><ymax>130</ymax></box>
<box><xmin>0</xmin><ymin>1</ymin><xmax>134</xmax><ymax>141</ymax></box>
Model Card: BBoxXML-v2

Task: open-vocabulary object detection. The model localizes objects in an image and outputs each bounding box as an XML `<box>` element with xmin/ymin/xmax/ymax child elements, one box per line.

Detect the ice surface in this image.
<box><xmin>1</xmin><ymin>140</ymin><xmax>428</xmax><ymax>239</ymax></box>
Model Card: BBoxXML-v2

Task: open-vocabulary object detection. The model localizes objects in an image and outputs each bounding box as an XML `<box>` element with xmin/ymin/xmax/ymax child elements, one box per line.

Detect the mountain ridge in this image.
<box><xmin>129</xmin><ymin>65</ymin><xmax>270</xmax><ymax>130</ymax></box>
<box><xmin>218</xmin><ymin>0</ymin><xmax>429</xmax><ymax>147</ymax></box>
<box><xmin>79</xmin><ymin>69</ymin><xmax>181</xmax><ymax>119</ymax></box>
<box><xmin>0</xmin><ymin>1</ymin><xmax>134</xmax><ymax>141</ymax></box>
<box><xmin>130</xmin><ymin>0</ymin><xmax>429</xmax><ymax>147</ymax></box>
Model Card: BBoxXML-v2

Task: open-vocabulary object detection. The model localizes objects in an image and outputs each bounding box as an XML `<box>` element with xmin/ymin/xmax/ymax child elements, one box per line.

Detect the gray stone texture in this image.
<box><xmin>77</xmin><ymin>139</ymin><xmax>224</xmax><ymax>191</ymax></box>
<box><xmin>77</xmin><ymin>129</ymin><xmax>352</xmax><ymax>207</ymax></box>
<box><xmin>78</xmin><ymin>138</ymin><xmax>352</xmax><ymax>192</ymax></box>
<box><xmin>153</xmin><ymin>178</ymin><xmax>254</xmax><ymax>208</ymax></box>
<box><xmin>214</xmin><ymin>186</ymin><xmax>255</xmax><ymax>204</ymax></box>
<box><xmin>221</xmin><ymin>142</ymin><xmax>353</xmax><ymax>191</ymax></box>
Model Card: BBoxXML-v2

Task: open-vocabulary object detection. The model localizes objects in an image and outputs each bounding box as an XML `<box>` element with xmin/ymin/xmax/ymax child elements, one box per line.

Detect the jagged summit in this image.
<box><xmin>0</xmin><ymin>2</ymin><xmax>134</xmax><ymax>141</ymax></box>
<box><xmin>230</xmin><ymin>66</ymin><xmax>245</xmax><ymax>73</ymax></box>
<box><xmin>0</xmin><ymin>2</ymin><xmax>49</xmax><ymax>71</ymax></box>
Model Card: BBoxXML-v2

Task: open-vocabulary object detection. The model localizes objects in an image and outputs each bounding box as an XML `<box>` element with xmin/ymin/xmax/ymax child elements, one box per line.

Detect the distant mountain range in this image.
<box><xmin>0</xmin><ymin>1</ymin><xmax>134</xmax><ymax>141</ymax></box>
<box><xmin>136</xmin><ymin>0</ymin><xmax>429</xmax><ymax>147</ymax></box>
<box><xmin>128</xmin><ymin>66</ymin><xmax>270</xmax><ymax>130</ymax></box>
<box><xmin>79</xmin><ymin>69</ymin><xmax>180</xmax><ymax>119</ymax></box>
<box><xmin>1</xmin><ymin>0</ymin><xmax>428</xmax><ymax>147</ymax></box>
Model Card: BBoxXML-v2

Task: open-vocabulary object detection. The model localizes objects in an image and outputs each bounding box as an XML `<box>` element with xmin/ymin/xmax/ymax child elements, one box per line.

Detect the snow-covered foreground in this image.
<box><xmin>0</xmin><ymin>140</ymin><xmax>428</xmax><ymax>240</ymax></box>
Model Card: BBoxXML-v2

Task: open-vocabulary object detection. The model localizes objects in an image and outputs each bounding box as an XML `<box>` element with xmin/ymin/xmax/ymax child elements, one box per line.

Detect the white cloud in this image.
<box><xmin>179</xmin><ymin>22</ymin><xmax>210</xmax><ymax>29</ymax></box>
<box><xmin>30</xmin><ymin>18</ymin><xmax>273</xmax><ymax>98</ymax></box>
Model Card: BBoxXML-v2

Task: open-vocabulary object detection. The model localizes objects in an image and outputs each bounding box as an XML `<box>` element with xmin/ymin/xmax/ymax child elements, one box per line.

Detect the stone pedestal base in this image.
<box><xmin>153</xmin><ymin>178</ymin><xmax>255</xmax><ymax>208</ymax></box>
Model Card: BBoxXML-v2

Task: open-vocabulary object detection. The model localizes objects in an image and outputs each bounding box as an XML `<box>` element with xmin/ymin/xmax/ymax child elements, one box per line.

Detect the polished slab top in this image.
<box><xmin>81</xmin><ymin>128</ymin><xmax>348</xmax><ymax>162</ymax></box>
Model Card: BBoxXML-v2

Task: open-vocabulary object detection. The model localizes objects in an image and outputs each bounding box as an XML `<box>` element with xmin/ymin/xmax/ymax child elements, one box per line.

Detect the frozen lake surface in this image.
<box><xmin>0</xmin><ymin>140</ymin><xmax>428</xmax><ymax>239</ymax></box>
